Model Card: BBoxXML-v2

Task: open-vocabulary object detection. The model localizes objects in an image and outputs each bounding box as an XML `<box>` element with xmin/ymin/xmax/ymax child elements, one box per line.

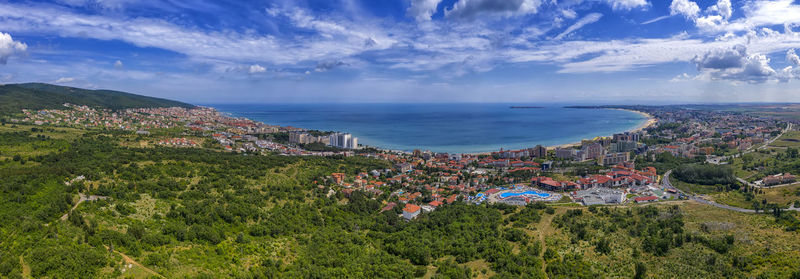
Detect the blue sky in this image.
<box><xmin>0</xmin><ymin>0</ymin><xmax>800</xmax><ymax>104</ymax></box>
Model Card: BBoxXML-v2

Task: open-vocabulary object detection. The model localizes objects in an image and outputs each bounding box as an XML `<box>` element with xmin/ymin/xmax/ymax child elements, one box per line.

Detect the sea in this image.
<box><xmin>208</xmin><ymin>103</ymin><xmax>648</xmax><ymax>154</ymax></box>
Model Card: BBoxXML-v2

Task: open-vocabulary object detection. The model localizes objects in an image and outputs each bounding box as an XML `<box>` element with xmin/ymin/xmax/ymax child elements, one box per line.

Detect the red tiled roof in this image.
<box><xmin>403</xmin><ymin>203</ymin><xmax>421</xmax><ymax>213</ymax></box>
<box><xmin>634</xmin><ymin>196</ymin><xmax>658</xmax><ymax>202</ymax></box>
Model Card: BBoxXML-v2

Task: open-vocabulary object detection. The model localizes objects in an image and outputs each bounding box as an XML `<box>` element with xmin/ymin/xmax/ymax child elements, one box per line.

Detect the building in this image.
<box><xmin>581</xmin><ymin>142</ymin><xmax>606</xmax><ymax>160</ymax></box>
<box><xmin>602</xmin><ymin>152</ymin><xmax>629</xmax><ymax>166</ymax></box>
<box><xmin>395</xmin><ymin>162</ymin><xmax>413</xmax><ymax>173</ymax></box>
<box><xmin>574</xmin><ymin>188</ymin><xmax>626</xmax><ymax>205</ymax></box>
<box><xmin>403</xmin><ymin>203</ymin><xmax>421</xmax><ymax>220</ymax></box>
<box><xmin>289</xmin><ymin>132</ymin><xmax>328</xmax><ymax>144</ymax></box>
<box><xmin>329</xmin><ymin>132</ymin><xmax>359</xmax><ymax>149</ymax></box>
<box><xmin>763</xmin><ymin>173</ymin><xmax>796</xmax><ymax>186</ymax></box>
<box><xmin>610</xmin><ymin>141</ymin><xmax>637</xmax><ymax>153</ymax></box>
<box><xmin>634</xmin><ymin>196</ymin><xmax>658</xmax><ymax>203</ymax></box>
<box><xmin>529</xmin><ymin>145</ymin><xmax>547</xmax><ymax>158</ymax></box>
<box><xmin>614</xmin><ymin>132</ymin><xmax>640</xmax><ymax>142</ymax></box>
<box><xmin>555</xmin><ymin>148</ymin><xmax>578</xmax><ymax>160</ymax></box>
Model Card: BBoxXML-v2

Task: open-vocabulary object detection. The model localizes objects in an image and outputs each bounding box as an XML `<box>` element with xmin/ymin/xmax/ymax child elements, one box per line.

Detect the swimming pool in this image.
<box><xmin>499</xmin><ymin>191</ymin><xmax>551</xmax><ymax>199</ymax></box>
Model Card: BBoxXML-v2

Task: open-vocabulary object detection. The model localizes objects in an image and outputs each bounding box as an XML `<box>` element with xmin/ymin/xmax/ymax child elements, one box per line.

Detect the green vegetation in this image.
<box><xmin>770</xmin><ymin>131</ymin><xmax>800</xmax><ymax>148</ymax></box>
<box><xmin>0</xmin><ymin>83</ymin><xmax>193</xmax><ymax>115</ymax></box>
<box><xmin>673</xmin><ymin>164</ymin><xmax>736</xmax><ymax>186</ymax></box>
<box><xmin>1</xmin><ymin>119</ymin><xmax>799</xmax><ymax>278</ymax></box>
<box><xmin>636</xmin><ymin>152</ymin><xmax>703</xmax><ymax>175</ymax></box>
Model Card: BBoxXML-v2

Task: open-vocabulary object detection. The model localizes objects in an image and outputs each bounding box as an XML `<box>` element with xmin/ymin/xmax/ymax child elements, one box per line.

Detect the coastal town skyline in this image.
<box><xmin>1</xmin><ymin>0</ymin><xmax>800</xmax><ymax>104</ymax></box>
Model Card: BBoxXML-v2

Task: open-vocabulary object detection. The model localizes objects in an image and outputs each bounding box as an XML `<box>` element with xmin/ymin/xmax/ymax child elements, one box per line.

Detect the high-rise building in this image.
<box><xmin>582</xmin><ymin>142</ymin><xmax>606</xmax><ymax>160</ymax></box>
<box><xmin>529</xmin><ymin>145</ymin><xmax>547</xmax><ymax>158</ymax></box>
<box><xmin>329</xmin><ymin>132</ymin><xmax>359</xmax><ymax>149</ymax></box>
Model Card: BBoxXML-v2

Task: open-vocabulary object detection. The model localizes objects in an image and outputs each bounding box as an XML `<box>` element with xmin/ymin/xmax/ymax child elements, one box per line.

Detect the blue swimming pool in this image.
<box><xmin>499</xmin><ymin>191</ymin><xmax>551</xmax><ymax>199</ymax></box>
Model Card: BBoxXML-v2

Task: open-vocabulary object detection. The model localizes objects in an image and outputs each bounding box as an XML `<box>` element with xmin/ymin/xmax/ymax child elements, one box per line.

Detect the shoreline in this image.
<box><xmin>212</xmin><ymin>105</ymin><xmax>656</xmax><ymax>156</ymax></box>
<box><xmin>392</xmin><ymin>108</ymin><xmax>657</xmax><ymax>155</ymax></box>
<box><xmin>543</xmin><ymin>108</ymin><xmax>656</xmax><ymax>152</ymax></box>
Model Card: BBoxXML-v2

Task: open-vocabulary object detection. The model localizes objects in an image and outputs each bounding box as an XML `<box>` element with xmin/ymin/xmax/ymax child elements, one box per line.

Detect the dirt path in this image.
<box><xmin>538</xmin><ymin>210</ymin><xmax>558</xmax><ymax>275</ymax></box>
<box><xmin>60</xmin><ymin>194</ymin><xmax>109</xmax><ymax>221</ymax></box>
<box><xmin>105</xmin><ymin>245</ymin><xmax>165</xmax><ymax>278</ymax></box>
<box><xmin>19</xmin><ymin>255</ymin><xmax>30</xmax><ymax>279</ymax></box>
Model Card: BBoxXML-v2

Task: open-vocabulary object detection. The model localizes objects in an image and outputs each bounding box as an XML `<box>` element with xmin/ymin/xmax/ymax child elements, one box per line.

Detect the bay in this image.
<box><xmin>209</xmin><ymin>103</ymin><xmax>648</xmax><ymax>154</ymax></box>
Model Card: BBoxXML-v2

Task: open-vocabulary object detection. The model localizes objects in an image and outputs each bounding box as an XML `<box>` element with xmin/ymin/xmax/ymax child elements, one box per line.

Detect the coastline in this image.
<box><xmin>212</xmin><ymin>104</ymin><xmax>657</xmax><ymax>155</ymax></box>
<box><xmin>544</xmin><ymin>108</ymin><xmax>656</xmax><ymax>151</ymax></box>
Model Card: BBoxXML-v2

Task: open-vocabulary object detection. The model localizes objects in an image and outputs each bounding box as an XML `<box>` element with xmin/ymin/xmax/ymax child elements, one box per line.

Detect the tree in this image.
<box><xmin>633</xmin><ymin>262</ymin><xmax>646</xmax><ymax>279</ymax></box>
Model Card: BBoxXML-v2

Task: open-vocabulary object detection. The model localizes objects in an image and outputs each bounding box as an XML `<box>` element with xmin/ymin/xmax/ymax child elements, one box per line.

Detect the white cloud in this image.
<box><xmin>554</xmin><ymin>13</ymin><xmax>603</xmax><ymax>40</ymax></box>
<box><xmin>688</xmin><ymin>45</ymin><xmax>800</xmax><ymax>83</ymax></box>
<box><xmin>561</xmin><ymin>9</ymin><xmax>577</xmax><ymax>19</ymax></box>
<box><xmin>604</xmin><ymin>0</ymin><xmax>649</xmax><ymax>11</ymax></box>
<box><xmin>788</xmin><ymin>49</ymin><xmax>800</xmax><ymax>66</ymax></box>
<box><xmin>0</xmin><ymin>2</ymin><xmax>398</xmax><ymax>68</ymax></box>
<box><xmin>708</xmin><ymin>0</ymin><xmax>732</xmax><ymax>20</ymax></box>
<box><xmin>248</xmin><ymin>64</ymin><xmax>266</xmax><ymax>73</ymax></box>
<box><xmin>692</xmin><ymin>44</ymin><xmax>746</xmax><ymax>70</ymax></box>
<box><xmin>641</xmin><ymin>15</ymin><xmax>671</xmax><ymax>25</ymax></box>
<box><xmin>737</xmin><ymin>0</ymin><xmax>800</xmax><ymax>29</ymax></box>
<box><xmin>0</xmin><ymin>32</ymin><xmax>27</xmax><ymax>64</ymax></box>
<box><xmin>670</xmin><ymin>0</ymin><xmax>700</xmax><ymax>19</ymax></box>
<box><xmin>54</xmin><ymin>77</ymin><xmax>74</xmax><ymax>83</ymax></box>
<box><xmin>407</xmin><ymin>0</ymin><xmax>443</xmax><ymax>21</ymax></box>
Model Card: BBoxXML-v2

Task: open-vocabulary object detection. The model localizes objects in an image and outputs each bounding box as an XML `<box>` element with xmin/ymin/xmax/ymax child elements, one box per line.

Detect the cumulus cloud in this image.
<box><xmin>248</xmin><ymin>64</ymin><xmax>266</xmax><ymax>73</ymax></box>
<box><xmin>689</xmin><ymin>45</ymin><xmax>800</xmax><ymax>83</ymax></box>
<box><xmin>708</xmin><ymin>0</ymin><xmax>732</xmax><ymax>20</ymax></box>
<box><xmin>788</xmin><ymin>49</ymin><xmax>800</xmax><ymax>66</ymax></box>
<box><xmin>444</xmin><ymin>0</ymin><xmax>542</xmax><ymax>19</ymax></box>
<box><xmin>0</xmin><ymin>32</ymin><xmax>27</xmax><ymax>64</ymax></box>
<box><xmin>554</xmin><ymin>13</ymin><xmax>603</xmax><ymax>40</ymax></box>
<box><xmin>315</xmin><ymin>60</ymin><xmax>347</xmax><ymax>72</ymax></box>
<box><xmin>692</xmin><ymin>44</ymin><xmax>746</xmax><ymax>70</ymax></box>
<box><xmin>604</xmin><ymin>0</ymin><xmax>649</xmax><ymax>11</ymax></box>
<box><xmin>669</xmin><ymin>0</ymin><xmax>736</xmax><ymax>33</ymax></box>
<box><xmin>669</xmin><ymin>0</ymin><xmax>699</xmax><ymax>19</ymax></box>
<box><xmin>407</xmin><ymin>0</ymin><xmax>443</xmax><ymax>21</ymax></box>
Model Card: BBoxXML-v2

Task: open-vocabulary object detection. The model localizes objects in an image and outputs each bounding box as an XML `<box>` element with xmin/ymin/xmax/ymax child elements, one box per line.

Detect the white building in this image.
<box><xmin>329</xmin><ymin>132</ymin><xmax>359</xmax><ymax>149</ymax></box>
<box><xmin>403</xmin><ymin>204</ymin><xmax>421</xmax><ymax>220</ymax></box>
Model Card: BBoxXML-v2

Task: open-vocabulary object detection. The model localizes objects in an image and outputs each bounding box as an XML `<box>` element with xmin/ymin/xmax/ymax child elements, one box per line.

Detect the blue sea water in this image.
<box><xmin>208</xmin><ymin>103</ymin><xmax>648</xmax><ymax>154</ymax></box>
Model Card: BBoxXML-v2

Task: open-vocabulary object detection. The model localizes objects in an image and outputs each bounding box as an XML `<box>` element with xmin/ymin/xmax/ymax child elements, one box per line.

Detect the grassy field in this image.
<box><xmin>672</xmin><ymin>178</ymin><xmax>718</xmax><ymax>195</ymax></box>
<box><xmin>769</xmin><ymin>131</ymin><xmax>800</xmax><ymax>148</ymax></box>
<box><xmin>760</xmin><ymin>184</ymin><xmax>800</xmax><ymax>208</ymax></box>
<box><xmin>708</xmin><ymin>191</ymin><xmax>756</xmax><ymax>209</ymax></box>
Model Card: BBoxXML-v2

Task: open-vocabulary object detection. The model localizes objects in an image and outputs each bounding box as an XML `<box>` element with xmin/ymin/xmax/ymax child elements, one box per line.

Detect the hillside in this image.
<box><xmin>0</xmin><ymin>123</ymin><xmax>798</xmax><ymax>278</ymax></box>
<box><xmin>0</xmin><ymin>83</ymin><xmax>194</xmax><ymax>115</ymax></box>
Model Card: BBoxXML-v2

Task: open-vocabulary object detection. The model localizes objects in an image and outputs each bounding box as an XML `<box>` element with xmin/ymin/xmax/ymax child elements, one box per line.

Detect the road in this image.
<box><xmin>663</xmin><ymin>170</ymin><xmax>799</xmax><ymax>213</ymax></box>
<box><xmin>706</xmin><ymin>122</ymin><xmax>793</xmax><ymax>165</ymax></box>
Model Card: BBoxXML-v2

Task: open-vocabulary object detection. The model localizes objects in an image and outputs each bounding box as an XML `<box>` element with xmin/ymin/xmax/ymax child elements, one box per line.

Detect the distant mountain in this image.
<box><xmin>0</xmin><ymin>83</ymin><xmax>194</xmax><ymax>115</ymax></box>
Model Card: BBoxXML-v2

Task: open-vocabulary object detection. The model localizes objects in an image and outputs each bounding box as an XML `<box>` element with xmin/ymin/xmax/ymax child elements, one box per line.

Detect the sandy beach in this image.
<box><xmin>467</xmin><ymin>109</ymin><xmax>657</xmax><ymax>154</ymax></box>
<box><xmin>545</xmin><ymin>108</ymin><xmax>656</xmax><ymax>151</ymax></box>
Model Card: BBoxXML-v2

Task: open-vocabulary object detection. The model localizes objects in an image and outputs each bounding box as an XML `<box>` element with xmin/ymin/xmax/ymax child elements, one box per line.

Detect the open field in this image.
<box><xmin>769</xmin><ymin>131</ymin><xmax>800</xmax><ymax>148</ymax></box>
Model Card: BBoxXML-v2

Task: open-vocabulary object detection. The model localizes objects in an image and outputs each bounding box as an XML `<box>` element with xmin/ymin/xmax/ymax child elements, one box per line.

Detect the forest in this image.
<box><xmin>0</xmin><ymin>124</ymin><xmax>799</xmax><ymax>278</ymax></box>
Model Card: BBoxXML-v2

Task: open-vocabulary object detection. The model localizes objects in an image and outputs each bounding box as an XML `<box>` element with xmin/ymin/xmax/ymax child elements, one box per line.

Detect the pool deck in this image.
<box><xmin>482</xmin><ymin>186</ymin><xmax>562</xmax><ymax>204</ymax></box>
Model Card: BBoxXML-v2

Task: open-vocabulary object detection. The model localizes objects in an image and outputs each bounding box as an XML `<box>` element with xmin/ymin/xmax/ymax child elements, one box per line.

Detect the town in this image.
<box><xmin>10</xmin><ymin>102</ymin><xmax>795</xmax><ymax>220</ymax></box>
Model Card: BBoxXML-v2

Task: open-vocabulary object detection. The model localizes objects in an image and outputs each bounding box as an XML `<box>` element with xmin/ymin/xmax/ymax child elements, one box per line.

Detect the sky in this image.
<box><xmin>0</xmin><ymin>0</ymin><xmax>800</xmax><ymax>104</ymax></box>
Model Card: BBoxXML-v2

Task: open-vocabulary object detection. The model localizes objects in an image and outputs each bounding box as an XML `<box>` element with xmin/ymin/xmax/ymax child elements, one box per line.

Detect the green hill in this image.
<box><xmin>0</xmin><ymin>83</ymin><xmax>194</xmax><ymax>115</ymax></box>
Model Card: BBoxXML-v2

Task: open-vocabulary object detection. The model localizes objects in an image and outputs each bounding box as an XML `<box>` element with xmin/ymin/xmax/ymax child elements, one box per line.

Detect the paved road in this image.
<box><xmin>663</xmin><ymin>170</ymin><xmax>799</xmax><ymax>213</ymax></box>
<box><xmin>707</xmin><ymin>123</ymin><xmax>793</xmax><ymax>165</ymax></box>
